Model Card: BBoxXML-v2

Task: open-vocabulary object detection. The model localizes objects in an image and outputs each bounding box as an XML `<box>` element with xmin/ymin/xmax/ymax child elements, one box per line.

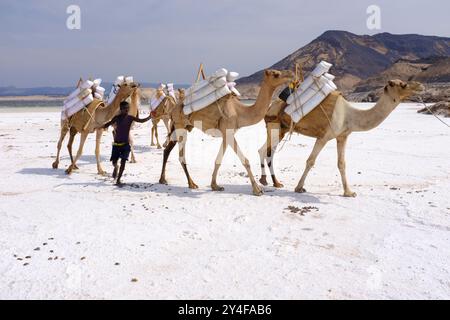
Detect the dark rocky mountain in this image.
<box><xmin>237</xmin><ymin>30</ymin><xmax>450</xmax><ymax>101</ymax></box>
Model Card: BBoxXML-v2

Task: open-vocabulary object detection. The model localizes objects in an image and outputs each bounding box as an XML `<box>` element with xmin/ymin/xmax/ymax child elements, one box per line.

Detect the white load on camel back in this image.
<box><xmin>150</xmin><ymin>83</ymin><xmax>177</xmax><ymax>111</ymax></box>
<box><xmin>61</xmin><ymin>78</ymin><xmax>106</xmax><ymax>120</ymax></box>
<box><xmin>284</xmin><ymin>61</ymin><xmax>337</xmax><ymax>123</ymax></box>
<box><xmin>182</xmin><ymin>68</ymin><xmax>241</xmax><ymax>115</ymax></box>
<box><xmin>106</xmin><ymin>76</ymin><xmax>135</xmax><ymax>105</ymax></box>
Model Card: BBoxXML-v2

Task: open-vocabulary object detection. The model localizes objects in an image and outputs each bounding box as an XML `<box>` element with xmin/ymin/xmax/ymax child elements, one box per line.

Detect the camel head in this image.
<box><xmin>263</xmin><ymin>69</ymin><xmax>295</xmax><ymax>88</ymax></box>
<box><xmin>116</xmin><ymin>81</ymin><xmax>140</xmax><ymax>101</ymax></box>
<box><xmin>151</xmin><ymin>88</ymin><xmax>183</xmax><ymax>119</ymax></box>
<box><xmin>383</xmin><ymin>80</ymin><xmax>424</xmax><ymax>102</ymax></box>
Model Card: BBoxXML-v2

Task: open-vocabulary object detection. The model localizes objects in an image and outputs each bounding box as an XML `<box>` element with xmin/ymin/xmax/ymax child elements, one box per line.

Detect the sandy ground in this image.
<box><xmin>0</xmin><ymin>103</ymin><xmax>449</xmax><ymax>299</ymax></box>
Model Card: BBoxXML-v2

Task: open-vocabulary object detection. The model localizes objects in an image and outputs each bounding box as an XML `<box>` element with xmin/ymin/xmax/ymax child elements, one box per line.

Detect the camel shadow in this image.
<box><xmin>132</xmin><ymin>145</ymin><xmax>152</xmax><ymax>153</ymax></box>
<box><xmin>17</xmin><ymin>167</ymin><xmax>71</xmax><ymax>179</ymax></box>
<box><xmin>146</xmin><ymin>183</ymin><xmax>323</xmax><ymax>202</ymax></box>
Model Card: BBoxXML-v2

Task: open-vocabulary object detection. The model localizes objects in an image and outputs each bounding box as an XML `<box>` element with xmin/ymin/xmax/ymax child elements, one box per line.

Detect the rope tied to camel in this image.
<box><xmin>418</xmin><ymin>97</ymin><xmax>450</xmax><ymax>128</ymax></box>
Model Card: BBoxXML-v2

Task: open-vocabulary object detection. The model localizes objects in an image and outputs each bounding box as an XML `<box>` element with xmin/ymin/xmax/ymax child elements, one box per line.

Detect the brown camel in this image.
<box><xmin>52</xmin><ymin>82</ymin><xmax>138</xmax><ymax>174</ymax></box>
<box><xmin>156</xmin><ymin>69</ymin><xmax>294</xmax><ymax>196</ymax></box>
<box><xmin>258</xmin><ymin>79</ymin><xmax>424</xmax><ymax>197</ymax></box>
<box><xmin>150</xmin><ymin>89</ymin><xmax>179</xmax><ymax>149</ymax></box>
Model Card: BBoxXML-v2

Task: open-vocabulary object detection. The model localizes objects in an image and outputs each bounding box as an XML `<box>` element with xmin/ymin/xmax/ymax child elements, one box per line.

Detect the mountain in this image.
<box><xmin>237</xmin><ymin>30</ymin><xmax>450</xmax><ymax>100</ymax></box>
<box><xmin>348</xmin><ymin>56</ymin><xmax>450</xmax><ymax>102</ymax></box>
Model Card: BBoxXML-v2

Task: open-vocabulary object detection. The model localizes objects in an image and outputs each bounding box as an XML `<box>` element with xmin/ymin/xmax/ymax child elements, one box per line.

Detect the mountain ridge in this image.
<box><xmin>236</xmin><ymin>30</ymin><xmax>450</xmax><ymax>100</ymax></box>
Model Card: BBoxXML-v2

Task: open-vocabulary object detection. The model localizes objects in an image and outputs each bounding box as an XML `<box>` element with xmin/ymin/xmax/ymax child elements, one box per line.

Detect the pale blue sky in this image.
<box><xmin>1</xmin><ymin>0</ymin><xmax>449</xmax><ymax>87</ymax></box>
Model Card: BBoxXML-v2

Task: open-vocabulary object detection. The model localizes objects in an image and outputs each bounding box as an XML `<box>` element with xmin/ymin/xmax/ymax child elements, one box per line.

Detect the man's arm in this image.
<box><xmin>131</xmin><ymin>114</ymin><xmax>152</xmax><ymax>123</ymax></box>
<box><xmin>103</xmin><ymin>116</ymin><xmax>118</xmax><ymax>129</ymax></box>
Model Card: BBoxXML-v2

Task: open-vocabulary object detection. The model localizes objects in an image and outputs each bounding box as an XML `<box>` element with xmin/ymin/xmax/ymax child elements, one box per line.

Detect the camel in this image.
<box><xmin>52</xmin><ymin>82</ymin><xmax>138</xmax><ymax>174</ymax></box>
<box><xmin>258</xmin><ymin>79</ymin><xmax>424</xmax><ymax>197</ymax></box>
<box><xmin>156</xmin><ymin>69</ymin><xmax>294</xmax><ymax>196</ymax></box>
<box><xmin>150</xmin><ymin>89</ymin><xmax>179</xmax><ymax>149</ymax></box>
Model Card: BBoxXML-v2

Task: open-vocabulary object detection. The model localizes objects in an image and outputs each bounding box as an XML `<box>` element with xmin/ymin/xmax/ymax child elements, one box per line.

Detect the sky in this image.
<box><xmin>1</xmin><ymin>0</ymin><xmax>449</xmax><ymax>87</ymax></box>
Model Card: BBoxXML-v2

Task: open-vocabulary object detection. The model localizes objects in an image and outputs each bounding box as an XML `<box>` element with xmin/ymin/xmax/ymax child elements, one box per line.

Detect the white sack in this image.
<box><xmin>150</xmin><ymin>92</ymin><xmax>166</xmax><ymax>111</ymax></box>
<box><xmin>184</xmin><ymin>77</ymin><xmax>227</xmax><ymax>105</ymax></box>
<box><xmin>183</xmin><ymin>84</ymin><xmax>231</xmax><ymax>115</ymax></box>
<box><xmin>226</xmin><ymin>71</ymin><xmax>239</xmax><ymax>82</ymax></box>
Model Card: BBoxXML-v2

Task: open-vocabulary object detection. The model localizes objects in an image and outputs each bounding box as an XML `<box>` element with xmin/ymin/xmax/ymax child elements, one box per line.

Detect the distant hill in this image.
<box><xmin>348</xmin><ymin>56</ymin><xmax>450</xmax><ymax>102</ymax></box>
<box><xmin>237</xmin><ymin>30</ymin><xmax>450</xmax><ymax>101</ymax></box>
<box><xmin>0</xmin><ymin>82</ymin><xmax>190</xmax><ymax>97</ymax></box>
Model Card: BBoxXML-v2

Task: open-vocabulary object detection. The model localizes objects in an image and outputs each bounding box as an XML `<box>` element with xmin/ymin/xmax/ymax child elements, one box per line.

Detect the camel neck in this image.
<box><xmin>237</xmin><ymin>81</ymin><xmax>275</xmax><ymax>128</ymax></box>
<box><xmin>349</xmin><ymin>93</ymin><xmax>400</xmax><ymax>132</ymax></box>
<box><xmin>105</xmin><ymin>93</ymin><xmax>124</xmax><ymax>119</ymax></box>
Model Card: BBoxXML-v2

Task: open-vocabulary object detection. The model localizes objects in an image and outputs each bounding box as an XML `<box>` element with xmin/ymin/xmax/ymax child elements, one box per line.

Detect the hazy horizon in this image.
<box><xmin>1</xmin><ymin>0</ymin><xmax>449</xmax><ymax>87</ymax></box>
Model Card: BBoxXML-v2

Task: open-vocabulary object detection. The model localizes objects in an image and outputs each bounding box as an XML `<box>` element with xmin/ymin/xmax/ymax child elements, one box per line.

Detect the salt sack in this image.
<box><xmin>184</xmin><ymin>84</ymin><xmax>232</xmax><ymax>115</ymax></box>
<box><xmin>184</xmin><ymin>77</ymin><xmax>227</xmax><ymax>105</ymax></box>
<box><xmin>182</xmin><ymin>68</ymin><xmax>241</xmax><ymax>115</ymax></box>
<box><xmin>284</xmin><ymin>60</ymin><xmax>337</xmax><ymax>123</ymax></box>
<box><xmin>61</xmin><ymin>93</ymin><xmax>94</xmax><ymax>120</ymax></box>
<box><xmin>286</xmin><ymin>61</ymin><xmax>333</xmax><ymax>105</ymax></box>
<box><xmin>166</xmin><ymin>83</ymin><xmax>177</xmax><ymax>101</ymax></box>
<box><xmin>288</xmin><ymin>79</ymin><xmax>337</xmax><ymax>123</ymax></box>
<box><xmin>150</xmin><ymin>91</ymin><xmax>166</xmax><ymax>111</ymax></box>
<box><xmin>107</xmin><ymin>75</ymin><xmax>128</xmax><ymax>105</ymax></box>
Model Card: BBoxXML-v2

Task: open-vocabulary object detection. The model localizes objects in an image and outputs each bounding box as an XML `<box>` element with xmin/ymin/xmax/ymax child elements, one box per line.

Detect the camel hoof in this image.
<box><xmin>151</xmin><ymin>143</ymin><xmax>156</xmax><ymax>146</ymax></box>
<box><xmin>295</xmin><ymin>187</ymin><xmax>306</xmax><ymax>193</ymax></box>
<box><xmin>73</xmin><ymin>165</ymin><xmax>79</xmax><ymax>170</ymax></box>
<box><xmin>344</xmin><ymin>191</ymin><xmax>357</xmax><ymax>198</ymax></box>
<box><xmin>97</xmin><ymin>170</ymin><xmax>107</xmax><ymax>176</ymax></box>
<box><xmin>65</xmin><ymin>167</ymin><xmax>73</xmax><ymax>175</ymax></box>
<box><xmin>157</xmin><ymin>145</ymin><xmax>162</xmax><ymax>149</ymax></box>
<box><xmin>159</xmin><ymin>178</ymin><xmax>168</xmax><ymax>185</ymax></box>
<box><xmin>253</xmin><ymin>185</ymin><xmax>264</xmax><ymax>196</ymax></box>
<box><xmin>211</xmin><ymin>184</ymin><xmax>225</xmax><ymax>192</ymax></box>
<box><xmin>130</xmin><ymin>159</ymin><xmax>137</xmax><ymax>164</ymax></box>
<box><xmin>273</xmin><ymin>182</ymin><xmax>284</xmax><ymax>188</ymax></box>
<box><xmin>52</xmin><ymin>162</ymin><xmax>59</xmax><ymax>169</ymax></box>
<box><xmin>189</xmin><ymin>182</ymin><xmax>199</xmax><ymax>190</ymax></box>
<box><xmin>259</xmin><ymin>176</ymin><xmax>268</xmax><ymax>186</ymax></box>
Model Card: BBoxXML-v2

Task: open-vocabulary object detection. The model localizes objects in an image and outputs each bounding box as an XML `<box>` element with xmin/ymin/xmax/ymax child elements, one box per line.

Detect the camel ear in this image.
<box><xmin>265</xmin><ymin>70</ymin><xmax>271</xmax><ymax>77</ymax></box>
<box><xmin>388</xmin><ymin>80</ymin><xmax>395</xmax><ymax>87</ymax></box>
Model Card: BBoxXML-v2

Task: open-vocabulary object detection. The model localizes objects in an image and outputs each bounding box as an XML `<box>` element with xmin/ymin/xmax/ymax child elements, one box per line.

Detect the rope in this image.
<box><xmin>318</xmin><ymin>103</ymin><xmax>337</xmax><ymax>138</ymax></box>
<box><xmin>418</xmin><ymin>97</ymin><xmax>450</xmax><ymax>128</ymax></box>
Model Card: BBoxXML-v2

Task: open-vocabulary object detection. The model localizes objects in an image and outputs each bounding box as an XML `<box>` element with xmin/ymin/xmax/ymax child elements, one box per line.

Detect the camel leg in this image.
<box><xmin>154</xmin><ymin>123</ymin><xmax>162</xmax><ymax>149</ymax></box>
<box><xmin>211</xmin><ymin>138</ymin><xmax>228</xmax><ymax>191</ymax></box>
<box><xmin>52</xmin><ymin>123</ymin><xmax>69</xmax><ymax>169</ymax></box>
<box><xmin>67</xmin><ymin>127</ymin><xmax>79</xmax><ymax>170</ymax></box>
<box><xmin>295</xmin><ymin>138</ymin><xmax>329</xmax><ymax>193</ymax></box>
<box><xmin>267</xmin><ymin>127</ymin><xmax>287</xmax><ymax>188</ymax></box>
<box><xmin>159</xmin><ymin>132</ymin><xmax>176</xmax><ymax>185</ymax></box>
<box><xmin>178</xmin><ymin>131</ymin><xmax>198</xmax><ymax>189</ymax></box>
<box><xmin>229</xmin><ymin>137</ymin><xmax>263</xmax><ymax>196</ymax></box>
<box><xmin>162</xmin><ymin>118</ymin><xmax>170</xmax><ymax>147</ymax></box>
<box><xmin>129</xmin><ymin>134</ymin><xmax>137</xmax><ymax>163</ymax></box>
<box><xmin>151</xmin><ymin>120</ymin><xmax>157</xmax><ymax>146</ymax></box>
<box><xmin>337</xmin><ymin>135</ymin><xmax>356</xmax><ymax>197</ymax></box>
<box><xmin>258</xmin><ymin>123</ymin><xmax>273</xmax><ymax>186</ymax></box>
<box><xmin>66</xmin><ymin>131</ymin><xmax>88</xmax><ymax>174</ymax></box>
<box><xmin>95</xmin><ymin>129</ymin><xmax>106</xmax><ymax>175</ymax></box>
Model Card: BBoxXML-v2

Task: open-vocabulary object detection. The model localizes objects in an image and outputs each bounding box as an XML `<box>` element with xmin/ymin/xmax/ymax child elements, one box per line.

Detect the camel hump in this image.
<box><xmin>92</xmin><ymin>99</ymin><xmax>106</xmax><ymax>110</ymax></box>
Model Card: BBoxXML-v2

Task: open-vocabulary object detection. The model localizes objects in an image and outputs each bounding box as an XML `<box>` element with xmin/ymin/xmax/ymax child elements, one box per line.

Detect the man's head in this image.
<box><xmin>120</xmin><ymin>101</ymin><xmax>129</xmax><ymax>115</ymax></box>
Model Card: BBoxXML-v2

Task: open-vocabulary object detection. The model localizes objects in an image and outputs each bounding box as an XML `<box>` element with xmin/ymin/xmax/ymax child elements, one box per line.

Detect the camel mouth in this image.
<box><xmin>282</xmin><ymin>70</ymin><xmax>295</xmax><ymax>82</ymax></box>
<box><xmin>409</xmin><ymin>82</ymin><xmax>425</xmax><ymax>93</ymax></box>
